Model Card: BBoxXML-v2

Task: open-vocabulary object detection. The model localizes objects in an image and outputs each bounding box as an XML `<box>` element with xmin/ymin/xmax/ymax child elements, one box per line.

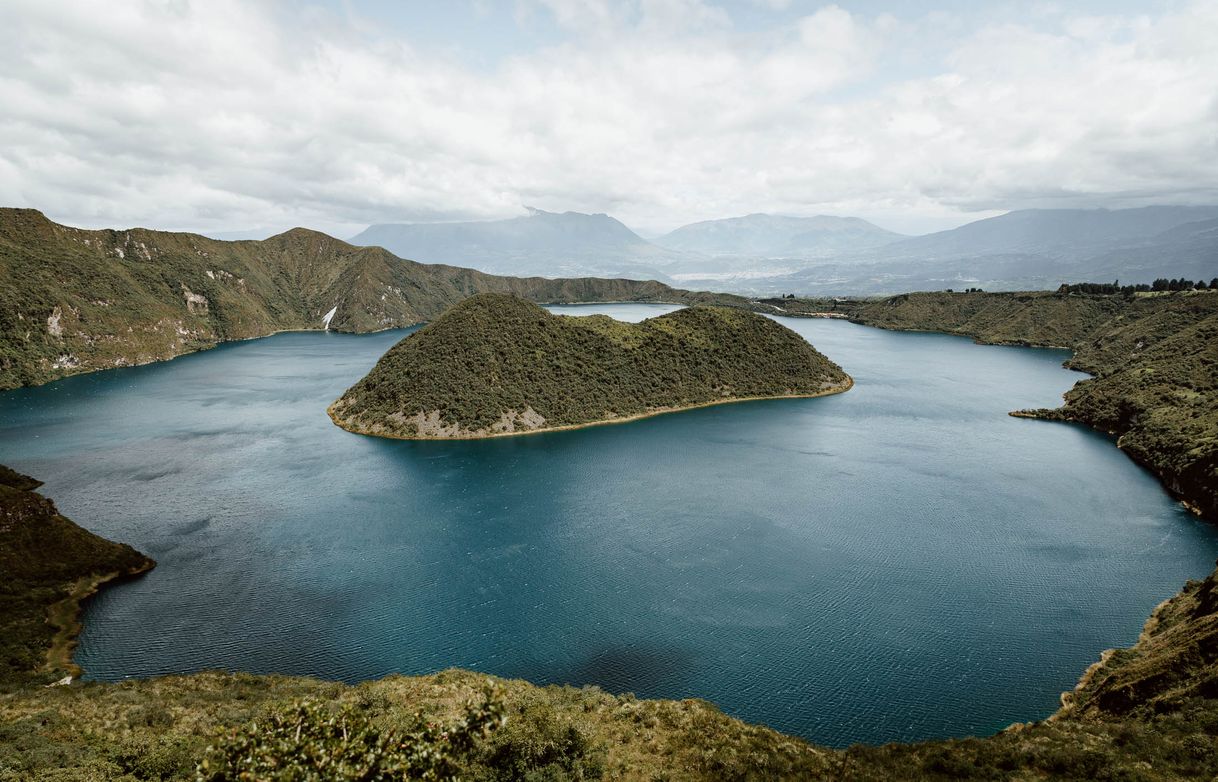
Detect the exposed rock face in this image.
<box><xmin>181</xmin><ymin>285</ymin><xmax>209</xmax><ymax>315</ymax></box>
<box><xmin>329</xmin><ymin>293</ymin><xmax>851</xmax><ymax>440</ymax></box>
<box><xmin>46</xmin><ymin>306</ymin><xmax>63</xmax><ymax>337</ymax></box>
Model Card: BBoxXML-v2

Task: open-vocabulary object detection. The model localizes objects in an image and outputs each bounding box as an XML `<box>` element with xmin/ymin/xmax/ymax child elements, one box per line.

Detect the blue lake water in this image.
<box><xmin>2</xmin><ymin>303</ymin><xmax>1215</xmax><ymax>747</ymax></box>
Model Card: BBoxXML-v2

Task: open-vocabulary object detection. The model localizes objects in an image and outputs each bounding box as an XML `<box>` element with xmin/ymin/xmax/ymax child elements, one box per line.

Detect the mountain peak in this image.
<box><xmin>657</xmin><ymin>213</ymin><xmax>903</xmax><ymax>257</ymax></box>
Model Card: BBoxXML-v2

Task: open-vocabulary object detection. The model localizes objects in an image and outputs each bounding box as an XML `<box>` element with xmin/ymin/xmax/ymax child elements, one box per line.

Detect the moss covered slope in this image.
<box><xmin>329</xmin><ymin>294</ymin><xmax>851</xmax><ymax>439</ymax></box>
<box><xmin>0</xmin><ymin>466</ymin><xmax>154</xmax><ymax>688</ymax></box>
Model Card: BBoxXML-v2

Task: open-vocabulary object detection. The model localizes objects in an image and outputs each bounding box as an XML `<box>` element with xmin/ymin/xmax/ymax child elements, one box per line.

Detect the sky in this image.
<box><xmin>2</xmin><ymin>0</ymin><xmax>1216</xmax><ymax>238</ymax></box>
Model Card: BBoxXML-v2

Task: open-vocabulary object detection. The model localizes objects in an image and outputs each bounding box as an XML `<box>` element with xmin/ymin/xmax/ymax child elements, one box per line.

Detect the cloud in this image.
<box><xmin>0</xmin><ymin>0</ymin><xmax>1215</xmax><ymax>236</ymax></box>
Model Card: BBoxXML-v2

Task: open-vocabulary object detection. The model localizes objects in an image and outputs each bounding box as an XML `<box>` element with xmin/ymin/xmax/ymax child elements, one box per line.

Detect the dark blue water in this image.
<box><xmin>2</xmin><ymin>304</ymin><xmax>1215</xmax><ymax>747</ymax></box>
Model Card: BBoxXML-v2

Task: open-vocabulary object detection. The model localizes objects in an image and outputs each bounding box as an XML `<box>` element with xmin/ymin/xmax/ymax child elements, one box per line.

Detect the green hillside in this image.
<box><xmin>0</xmin><ymin>466</ymin><xmax>153</xmax><ymax>689</ymax></box>
<box><xmin>0</xmin><ymin>209</ymin><xmax>746</xmax><ymax>390</ymax></box>
<box><xmin>329</xmin><ymin>294</ymin><xmax>852</xmax><ymax>439</ymax></box>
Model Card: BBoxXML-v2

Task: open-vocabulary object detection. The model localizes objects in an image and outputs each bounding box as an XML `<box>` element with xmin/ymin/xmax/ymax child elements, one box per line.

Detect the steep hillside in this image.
<box><xmin>0</xmin><ymin>209</ymin><xmax>746</xmax><ymax>390</ymax></box>
<box><xmin>0</xmin><ymin>466</ymin><xmax>153</xmax><ymax>688</ymax></box>
<box><xmin>330</xmin><ymin>294</ymin><xmax>851</xmax><ymax>439</ymax></box>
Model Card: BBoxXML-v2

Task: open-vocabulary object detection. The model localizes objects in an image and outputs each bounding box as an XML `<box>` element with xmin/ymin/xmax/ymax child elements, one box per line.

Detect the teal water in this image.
<box><xmin>1</xmin><ymin>303</ymin><xmax>1215</xmax><ymax>747</ymax></box>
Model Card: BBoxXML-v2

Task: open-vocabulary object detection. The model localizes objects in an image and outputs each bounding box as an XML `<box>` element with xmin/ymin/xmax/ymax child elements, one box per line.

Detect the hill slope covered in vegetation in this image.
<box><xmin>0</xmin><ymin>209</ymin><xmax>745</xmax><ymax>390</ymax></box>
<box><xmin>0</xmin><ymin>466</ymin><xmax>153</xmax><ymax>688</ymax></box>
<box><xmin>329</xmin><ymin>294</ymin><xmax>852</xmax><ymax>439</ymax></box>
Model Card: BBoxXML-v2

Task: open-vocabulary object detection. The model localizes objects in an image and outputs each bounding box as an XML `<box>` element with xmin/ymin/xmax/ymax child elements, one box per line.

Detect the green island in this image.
<box><xmin>328</xmin><ymin>294</ymin><xmax>852</xmax><ymax>440</ymax></box>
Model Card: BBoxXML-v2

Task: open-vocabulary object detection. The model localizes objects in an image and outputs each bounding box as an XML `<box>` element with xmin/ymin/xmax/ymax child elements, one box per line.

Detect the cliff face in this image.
<box><xmin>329</xmin><ymin>293</ymin><xmax>852</xmax><ymax>439</ymax></box>
<box><xmin>0</xmin><ymin>465</ymin><xmax>154</xmax><ymax>686</ymax></box>
<box><xmin>0</xmin><ymin>209</ymin><xmax>747</xmax><ymax>390</ymax></box>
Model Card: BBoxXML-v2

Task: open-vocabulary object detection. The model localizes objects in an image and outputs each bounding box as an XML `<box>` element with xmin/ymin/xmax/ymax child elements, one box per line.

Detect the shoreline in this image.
<box><xmin>328</xmin><ymin>376</ymin><xmax>855</xmax><ymax>441</ymax></box>
<box><xmin>44</xmin><ymin>559</ymin><xmax>155</xmax><ymax>680</ymax></box>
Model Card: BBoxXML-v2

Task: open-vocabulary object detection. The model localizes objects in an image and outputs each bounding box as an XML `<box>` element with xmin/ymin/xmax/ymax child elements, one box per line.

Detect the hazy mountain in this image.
<box><xmin>1073</xmin><ymin>216</ymin><xmax>1218</xmax><ymax>283</ymax></box>
<box><xmin>684</xmin><ymin>206</ymin><xmax>1218</xmax><ymax>296</ymax></box>
<box><xmin>657</xmin><ymin>214</ymin><xmax>904</xmax><ymax>257</ymax></box>
<box><xmin>350</xmin><ymin>207</ymin><xmax>684</xmax><ymax>279</ymax></box>
<box><xmin>876</xmin><ymin>205</ymin><xmax>1218</xmax><ymax>260</ymax></box>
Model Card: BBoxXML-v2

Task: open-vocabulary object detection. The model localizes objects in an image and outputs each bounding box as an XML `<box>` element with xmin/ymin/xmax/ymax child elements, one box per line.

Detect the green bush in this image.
<box><xmin>197</xmin><ymin>685</ymin><xmax>505</xmax><ymax>781</ymax></box>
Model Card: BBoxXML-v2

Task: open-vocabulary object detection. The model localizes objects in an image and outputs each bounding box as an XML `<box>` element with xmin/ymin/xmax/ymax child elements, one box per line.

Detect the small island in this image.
<box><xmin>328</xmin><ymin>293</ymin><xmax>852</xmax><ymax>440</ymax></box>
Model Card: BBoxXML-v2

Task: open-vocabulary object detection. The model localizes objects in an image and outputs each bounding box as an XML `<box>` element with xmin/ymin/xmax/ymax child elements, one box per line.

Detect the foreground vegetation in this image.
<box><xmin>0</xmin><ymin>209</ymin><xmax>744</xmax><ymax>390</ymax></box>
<box><xmin>330</xmin><ymin>294</ymin><xmax>850</xmax><ymax>439</ymax></box>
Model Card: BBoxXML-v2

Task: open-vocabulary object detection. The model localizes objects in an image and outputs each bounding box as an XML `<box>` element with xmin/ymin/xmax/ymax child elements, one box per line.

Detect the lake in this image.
<box><xmin>2</xmin><ymin>303</ymin><xmax>1214</xmax><ymax>747</ymax></box>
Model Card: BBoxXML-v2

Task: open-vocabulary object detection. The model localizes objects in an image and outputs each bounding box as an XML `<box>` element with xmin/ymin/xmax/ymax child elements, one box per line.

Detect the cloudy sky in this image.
<box><xmin>2</xmin><ymin>0</ymin><xmax>1216</xmax><ymax>238</ymax></box>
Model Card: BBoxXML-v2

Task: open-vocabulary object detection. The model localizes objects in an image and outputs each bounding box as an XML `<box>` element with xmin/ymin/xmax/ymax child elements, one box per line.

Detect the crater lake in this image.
<box><xmin>2</xmin><ymin>304</ymin><xmax>1215</xmax><ymax>747</ymax></box>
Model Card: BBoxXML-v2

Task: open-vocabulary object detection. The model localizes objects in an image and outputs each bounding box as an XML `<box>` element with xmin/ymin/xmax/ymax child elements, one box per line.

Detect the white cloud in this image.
<box><xmin>0</xmin><ymin>0</ymin><xmax>1215</xmax><ymax>236</ymax></box>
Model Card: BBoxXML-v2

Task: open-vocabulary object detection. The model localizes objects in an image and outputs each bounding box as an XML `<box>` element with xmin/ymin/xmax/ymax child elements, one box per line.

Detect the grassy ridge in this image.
<box><xmin>330</xmin><ymin>294</ymin><xmax>851</xmax><ymax>439</ymax></box>
<box><xmin>0</xmin><ymin>208</ymin><xmax>747</xmax><ymax>390</ymax></box>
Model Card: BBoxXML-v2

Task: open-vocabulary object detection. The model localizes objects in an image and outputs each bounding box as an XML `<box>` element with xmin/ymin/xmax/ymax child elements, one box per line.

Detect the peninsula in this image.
<box><xmin>328</xmin><ymin>293</ymin><xmax>852</xmax><ymax>439</ymax></box>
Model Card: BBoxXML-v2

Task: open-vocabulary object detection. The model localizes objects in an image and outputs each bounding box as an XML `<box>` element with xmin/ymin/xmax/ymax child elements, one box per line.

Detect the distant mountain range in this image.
<box><xmin>874</xmin><ymin>205</ymin><xmax>1218</xmax><ymax>260</ymax></box>
<box><xmin>655</xmin><ymin>214</ymin><xmax>904</xmax><ymax>258</ymax></box>
<box><xmin>670</xmin><ymin>206</ymin><xmax>1218</xmax><ymax>295</ymax></box>
<box><xmin>349</xmin><ymin>207</ymin><xmax>684</xmax><ymax>279</ymax></box>
<box><xmin>350</xmin><ymin>205</ymin><xmax>1217</xmax><ymax>294</ymax></box>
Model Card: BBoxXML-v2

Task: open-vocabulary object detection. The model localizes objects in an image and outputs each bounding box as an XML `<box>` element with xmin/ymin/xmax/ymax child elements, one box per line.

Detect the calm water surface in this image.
<box><xmin>2</xmin><ymin>303</ymin><xmax>1215</xmax><ymax>747</ymax></box>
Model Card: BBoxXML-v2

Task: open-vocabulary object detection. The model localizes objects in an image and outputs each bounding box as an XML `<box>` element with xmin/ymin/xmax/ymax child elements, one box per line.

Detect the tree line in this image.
<box><xmin>1058</xmin><ymin>278</ymin><xmax>1218</xmax><ymax>295</ymax></box>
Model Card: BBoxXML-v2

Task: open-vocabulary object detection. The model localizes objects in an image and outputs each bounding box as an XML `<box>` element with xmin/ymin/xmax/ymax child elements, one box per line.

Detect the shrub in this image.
<box><xmin>197</xmin><ymin>685</ymin><xmax>505</xmax><ymax>781</ymax></box>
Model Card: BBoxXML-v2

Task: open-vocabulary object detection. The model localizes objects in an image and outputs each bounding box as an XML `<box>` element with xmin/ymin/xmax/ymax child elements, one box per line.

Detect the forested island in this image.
<box><xmin>329</xmin><ymin>294</ymin><xmax>852</xmax><ymax>440</ymax></box>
